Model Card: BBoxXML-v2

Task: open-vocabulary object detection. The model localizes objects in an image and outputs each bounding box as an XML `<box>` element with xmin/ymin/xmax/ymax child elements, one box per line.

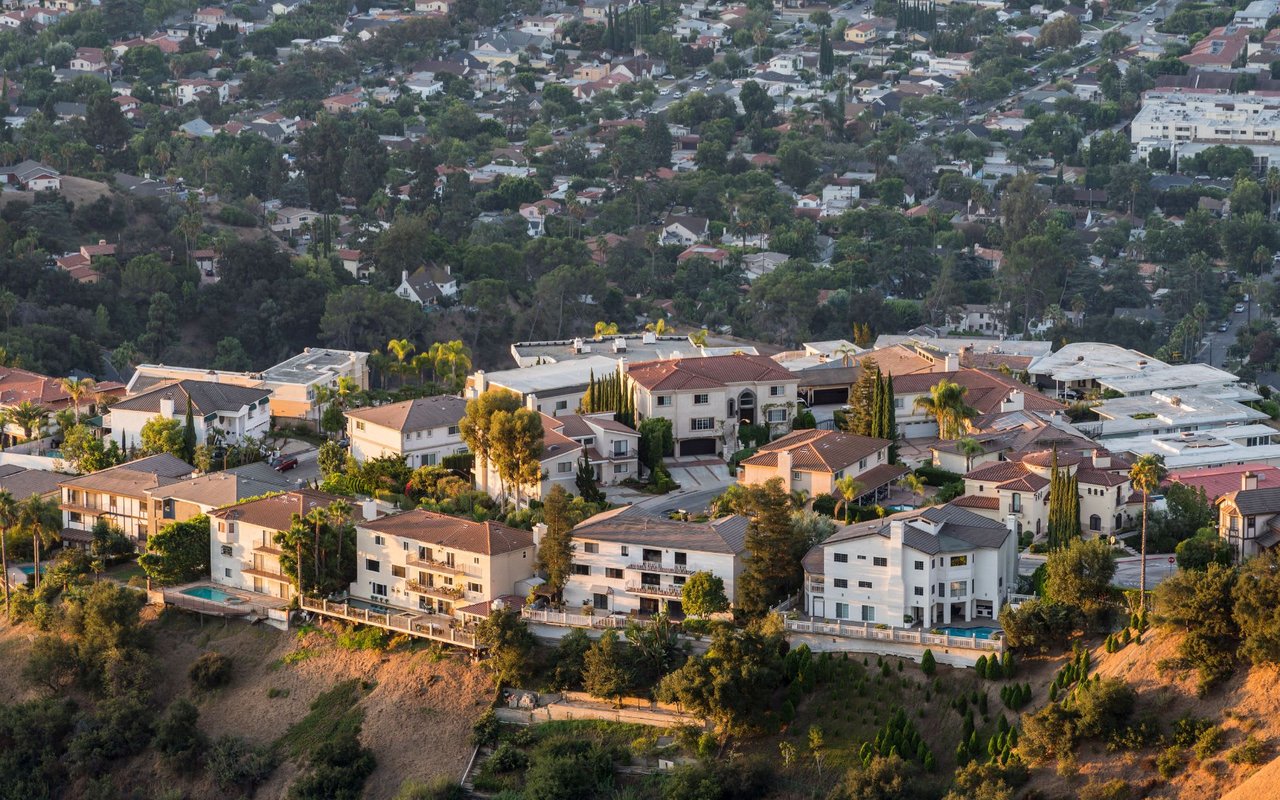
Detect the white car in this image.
<box><xmin>1235</xmin><ymin>303</ymin><xmax>1247</xmax><ymax>313</ymax></box>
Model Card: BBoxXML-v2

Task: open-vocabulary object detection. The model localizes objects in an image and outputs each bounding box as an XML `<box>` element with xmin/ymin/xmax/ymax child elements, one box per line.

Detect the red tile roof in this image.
<box><xmin>1168</xmin><ymin>464</ymin><xmax>1280</xmax><ymax>502</ymax></box>
<box><xmin>742</xmin><ymin>429</ymin><xmax>890</xmax><ymax>472</ymax></box>
<box><xmin>627</xmin><ymin>353</ymin><xmax>796</xmax><ymax>391</ymax></box>
<box><xmin>894</xmin><ymin>369</ymin><xmax>1063</xmax><ymax>415</ymax></box>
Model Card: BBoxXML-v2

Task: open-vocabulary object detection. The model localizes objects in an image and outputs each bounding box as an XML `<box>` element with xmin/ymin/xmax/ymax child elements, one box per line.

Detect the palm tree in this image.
<box><xmin>900</xmin><ymin>474</ymin><xmax>926</xmax><ymax>507</ymax></box>
<box><xmin>1129</xmin><ymin>454</ymin><xmax>1168</xmax><ymax>608</ymax></box>
<box><xmin>304</xmin><ymin>506</ymin><xmax>328</xmax><ymax>586</ymax></box>
<box><xmin>913</xmin><ymin>379</ymin><xmax>977</xmax><ymax>440</ymax></box>
<box><xmin>59</xmin><ymin>377</ymin><xmax>95</xmax><ymax>423</ymax></box>
<box><xmin>593</xmin><ymin>321</ymin><xmax>619</xmax><ymax>340</ymax></box>
<box><xmin>833</xmin><ymin>475</ymin><xmax>864</xmax><ymax>523</ymax></box>
<box><xmin>334</xmin><ymin>376</ymin><xmax>357</xmax><ymax>407</ymax></box>
<box><xmin>326</xmin><ymin>499</ymin><xmax>354</xmax><ymax>579</ymax></box>
<box><xmin>386</xmin><ymin>338</ymin><xmax>415</xmax><ymax>388</ymax></box>
<box><xmin>9</xmin><ymin>401</ymin><xmax>47</xmax><ymax>442</ymax></box>
<box><xmin>276</xmin><ymin>517</ymin><xmax>311</xmax><ymax>598</ymax></box>
<box><xmin>956</xmin><ymin>437</ymin><xmax>985</xmax><ymax>472</ymax></box>
<box><xmin>834</xmin><ymin>342</ymin><xmax>859</xmax><ymax>367</ymax></box>
<box><xmin>0</xmin><ymin>490</ymin><xmax>15</xmax><ymax>619</ymax></box>
<box><xmin>645</xmin><ymin>318</ymin><xmax>668</xmax><ymax>336</ymax></box>
<box><xmin>18</xmin><ymin>495</ymin><xmax>59</xmax><ymax>591</ymax></box>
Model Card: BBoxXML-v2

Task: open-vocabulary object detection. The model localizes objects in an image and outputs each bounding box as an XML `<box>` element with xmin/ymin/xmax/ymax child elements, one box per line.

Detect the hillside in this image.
<box><xmin>0</xmin><ymin>607</ymin><xmax>494</xmax><ymax>799</ymax></box>
<box><xmin>1019</xmin><ymin>626</ymin><xmax>1280</xmax><ymax>799</ymax></box>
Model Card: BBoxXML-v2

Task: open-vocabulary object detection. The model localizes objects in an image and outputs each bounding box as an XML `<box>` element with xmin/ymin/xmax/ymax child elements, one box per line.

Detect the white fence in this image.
<box><xmin>785</xmin><ymin>618</ymin><xmax>1005</xmax><ymax>654</ymax></box>
<box><xmin>521</xmin><ymin>608</ymin><xmax>632</xmax><ymax>629</ymax></box>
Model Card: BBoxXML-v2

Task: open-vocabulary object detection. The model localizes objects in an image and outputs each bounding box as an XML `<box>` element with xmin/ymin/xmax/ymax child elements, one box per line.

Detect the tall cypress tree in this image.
<box><xmin>883</xmin><ymin>372</ymin><xmax>898</xmax><ymax>462</ymax></box>
<box><xmin>819</xmin><ymin>29</ymin><xmax>834</xmax><ymax>76</ymax></box>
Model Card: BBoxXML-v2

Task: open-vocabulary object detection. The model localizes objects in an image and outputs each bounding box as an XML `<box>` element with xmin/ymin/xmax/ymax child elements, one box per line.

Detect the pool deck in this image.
<box><xmin>300</xmin><ymin>595</ymin><xmax>481</xmax><ymax>650</ymax></box>
<box><xmin>160</xmin><ymin>582</ymin><xmax>290</xmax><ymax>623</ymax></box>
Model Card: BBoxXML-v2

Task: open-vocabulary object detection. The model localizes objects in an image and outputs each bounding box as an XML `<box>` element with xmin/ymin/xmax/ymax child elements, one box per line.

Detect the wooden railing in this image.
<box><xmin>784</xmin><ymin>618</ymin><xmax>1005</xmax><ymax>654</ymax></box>
<box><xmin>299</xmin><ymin>596</ymin><xmax>479</xmax><ymax>649</ymax></box>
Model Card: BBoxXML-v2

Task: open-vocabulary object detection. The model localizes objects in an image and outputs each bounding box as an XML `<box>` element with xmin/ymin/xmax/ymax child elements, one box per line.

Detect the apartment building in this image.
<box><xmin>344</xmin><ymin>395</ymin><xmax>469</xmax><ymax>467</ymax></box>
<box><xmin>1131</xmin><ymin>91</ymin><xmax>1280</xmax><ymax>170</ymax></box>
<box><xmin>59</xmin><ymin>454</ymin><xmax>195</xmax><ymax>546</ymax></box>
<box><xmin>208</xmin><ymin>489</ymin><xmax>346</xmax><ymax>600</ymax></box>
<box><xmin>351</xmin><ymin>510</ymin><xmax>536</xmax><ymax>616</ymax></box>
<box><xmin>107</xmin><ymin>380</ymin><xmax>271</xmax><ymax>450</ymax></box>
<box><xmin>144</xmin><ymin>471</ymin><xmax>292</xmax><ymax>539</ymax></box>
<box><xmin>802</xmin><ymin>504</ymin><xmax>1017</xmax><ymax>626</ymax></box>
<box><xmin>563</xmin><ymin>507</ymin><xmax>749</xmax><ymax>617</ymax></box>
<box><xmin>628</xmin><ymin>353</ymin><xmax>800</xmax><ymax>457</ymax></box>
<box><xmin>738</xmin><ymin>429</ymin><xmax>904</xmax><ymax>502</ymax></box>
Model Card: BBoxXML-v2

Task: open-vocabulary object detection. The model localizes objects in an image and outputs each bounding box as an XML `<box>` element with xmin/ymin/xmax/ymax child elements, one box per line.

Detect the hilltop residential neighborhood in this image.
<box><xmin>6</xmin><ymin>0</ymin><xmax>1280</xmax><ymax>795</ymax></box>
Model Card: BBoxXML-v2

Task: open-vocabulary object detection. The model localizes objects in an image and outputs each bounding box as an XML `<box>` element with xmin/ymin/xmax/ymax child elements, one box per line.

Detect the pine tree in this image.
<box><xmin>846</xmin><ymin>359</ymin><xmax>881</xmax><ymax>436</ymax></box>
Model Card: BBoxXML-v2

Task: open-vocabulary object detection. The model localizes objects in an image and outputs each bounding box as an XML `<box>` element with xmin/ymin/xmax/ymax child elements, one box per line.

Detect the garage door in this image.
<box><xmin>679</xmin><ymin>438</ymin><xmax>717</xmax><ymax>457</ymax></box>
<box><xmin>811</xmin><ymin>388</ymin><xmax>849</xmax><ymax>406</ymax></box>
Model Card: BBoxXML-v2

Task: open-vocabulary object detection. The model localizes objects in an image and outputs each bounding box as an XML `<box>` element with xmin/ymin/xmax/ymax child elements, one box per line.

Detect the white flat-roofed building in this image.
<box><xmin>563</xmin><ymin>507</ymin><xmax>749</xmax><ymax>617</ymax></box>
<box><xmin>1027</xmin><ymin>342</ymin><xmax>1246</xmax><ymax>398</ymax></box>
<box><xmin>464</xmin><ymin>355</ymin><xmax>622</xmax><ymax>417</ymax></box>
<box><xmin>1131</xmin><ymin>91</ymin><xmax>1280</xmax><ymax>170</ymax></box>
<box><xmin>1107</xmin><ymin>424</ymin><xmax>1280</xmax><ymax>470</ymax></box>
<box><xmin>802</xmin><ymin>504</ymin><xmax>1018</xmax><ymax>627</ymax></box>
<box><xmin>508</xmin><ymin>332</ymin><xmax>761</xmax><ymax>368</ymax></box>
<box><xmin>1086</xmin><ymin>390</ymin><xmax>1269</xmax><ymax>440</ymax></box>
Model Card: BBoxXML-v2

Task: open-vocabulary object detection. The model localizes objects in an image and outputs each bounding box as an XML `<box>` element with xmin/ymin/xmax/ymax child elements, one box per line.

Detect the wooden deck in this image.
<box><xmin>300</xmin><ymin>596</ymin><xmax>481</xmax><ymax>650</ymax></box>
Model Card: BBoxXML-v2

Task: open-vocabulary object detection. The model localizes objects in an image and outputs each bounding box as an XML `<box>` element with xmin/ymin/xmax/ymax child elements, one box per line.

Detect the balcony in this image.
<box><xmin>627</xmin><ymin>561</ymin><xmax>695</xmax><ymax>576</ymax></box>
<box><xmin>807</xmin><ymin>580</ymin><xmax>824</xmax><ymax>595</ymax></box>
<box><xmin>407</xmin><ymin>556</ymin><xmax>467</xmax><ymax>577</ymax></box>
<box><xmin>406</xmin><ymin>581</ymin><xmax>465</xmax><ymax>600</ymax></box>
<box><xmin>252</xmin><ymin>543</ymin><xmax>283</xmax><ymax>556</ymax></box>
<box><xmin>625</xmin><ymin>582</ymin><xmax>684</xmax><ymax>599</ymax></box>
<box><xmin>241</xmin><ymin>563</ymin><xmax>291</xmax><ymax>584</ymax></box>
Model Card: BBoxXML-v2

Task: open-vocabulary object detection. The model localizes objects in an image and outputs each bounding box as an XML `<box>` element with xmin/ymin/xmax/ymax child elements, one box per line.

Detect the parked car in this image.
<box><xmin>1235</xmin><ymin>303</ymin><xmax>1247</xmax><ymax>313</ymax></box>
<box><xmin>274</xmin><ymin>456</ymin><xmax>299</xmax><ymax>472</ymax></box>
<box><xmin>1219</xmin><ymin>322</ymin><xmax>1230</xmax><ymax>332</ymax></box>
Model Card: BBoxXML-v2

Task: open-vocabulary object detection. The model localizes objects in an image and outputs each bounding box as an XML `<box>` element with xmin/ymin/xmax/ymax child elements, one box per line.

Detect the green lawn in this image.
<box><xmin>104</xmin><ymin>561</ymin><xmax>146</xmax><ymax>583</ymax></box>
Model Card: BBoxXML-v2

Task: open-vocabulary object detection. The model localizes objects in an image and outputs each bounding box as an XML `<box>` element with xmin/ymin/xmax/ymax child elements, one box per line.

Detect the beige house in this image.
<box><xmin>351</xmin><ymin>509</ymin><xmax>536</xmax><ymax>617</ymax></box>
<box><xmin>209</xmin><ymin>489</ymin><xmax>346</xmax><ymax>600</ymax></box>
<box><xmin>145</xmin><ymin>471</ymin><xmax>292</xmax><ymax>539</ymax></box>
<box><xmin>59</xmin><ymin>454</ymin><xmax>195</xmax><ymax>547</ymax></box>
<box><xmin>345</xmin><ymin>395</ymin><xmax>469</xmax><ymax>468</ymax></box>
<box><xmin>738</xmin><ymin>429</ymin><xmax>906</xmax><ymax>503</ymax></box>
<box><xmin>628</xmin><ymin>354</ymin><xmax>800</xmax><ymax>458</ymax></box>
<box><xmin>1218</xmin><ymin>472</ymin><xmax>1280</xmax><ymax>560</ymax></box>
<box><xmin>481</xmin><ymin>412</ymin><xmax>641</xmax><ymax>506</ymax></box>
<box><xmin>954</xmin><ymin>450</ymin><xmax>1138</xmax><ymax>539</ymax></box>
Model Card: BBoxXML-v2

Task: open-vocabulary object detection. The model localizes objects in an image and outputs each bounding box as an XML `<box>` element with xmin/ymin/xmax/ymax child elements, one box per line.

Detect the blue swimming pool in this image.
<box><xmin>181</xmin><ymin>586</ymin><xmax>238</xmax><ymax>603</ymax></box>
<box><xmin>934</xmin><ymin>625</ymin><xmax>1001</xmax><ymax>640</ymax></box>
<box><xmin>17</xmin><ymin>564</ymin><xmax>48</xmax><ymax>575</ymax></box>
<box><xmin>885</xmin><ymin>504</ymin><xmax>917</xmax><ymax>512</ymax></box>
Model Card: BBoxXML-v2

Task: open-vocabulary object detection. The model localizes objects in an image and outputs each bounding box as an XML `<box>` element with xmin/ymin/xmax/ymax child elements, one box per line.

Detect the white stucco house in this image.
<box><xmin>344</xmin><ymin>395</ymin><xmax>469</xmax><ymax>468</ymax></box>
<box><xmin>106</xmin><ymin>379</ymin><xmax>271</xmax><ymax>450</ymax></box>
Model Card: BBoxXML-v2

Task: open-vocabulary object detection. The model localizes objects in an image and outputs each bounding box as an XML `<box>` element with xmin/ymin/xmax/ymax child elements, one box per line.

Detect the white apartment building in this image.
<box><xmin>465</xmin><ymin>355</ymin><xmax>621</xmax><ymax>417</ymax></box>
<box><xmin>627</xmin><ymin>354</ymin><xmax>800</xmax><ymax>458</ymax></box>
<box><xmin>1131</xmin><ymin>91</ymin><xmax>1279</xmax><ymax>170</ymax></box>
<box><xmin>563</xmin><ymin>507</ymin><xmax>749</xmax><ymax>617</ymax></box>
<box><xmin>802</xmin><ymin>504</ymin><xmax>1018</xmax><ymax>626</ymax></box>
<box><xmin>107</xmin><ymin>380</ymin><xmax>271</xmax><ymax>450</ymax></box>
<box><xmin>352</xmin><ymin>509</ymin><xmax>536</xmax><ymax>616</ymax></box>
<box><xmin>344</xmin><ymin>395</ymin><xmax>469</xmax><ymax>467</ymax></box>
<box><xmin>1087</xmin><ymin>389</ymin><xmax>1268</xmax><ymax>441</ymax></box>
<box><xmin>208</xmin><ymin>489</ymin><xmax>345</xmax><ymax>600</ymax></box>
<box><xmin>59</xmin><ymin>454</ymin><xmax>195</xmax><ymax>546</ymax></box>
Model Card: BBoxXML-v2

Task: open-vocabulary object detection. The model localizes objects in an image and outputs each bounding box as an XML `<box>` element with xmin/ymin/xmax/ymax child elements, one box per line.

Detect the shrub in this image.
<box><xmin>1079</xmin><ymin>779</ymin><xmax>1132</xmax><ymax>800</ymax></box>
<box><xmin>1156</xmin><ymin>745</ymin><xmax>1183</xmax><ymax>778</ymax></box>
<box><xmin>153</xmin><ymin>699</ymin><xmax>207</xmax><ymax>773</ymax></box>
<box><xmin>1074</xmin><ymin>678</ymin><xmax>1136</xmax><ymax>741</ymax></box>
<box><xmin>189</xmin><ymin>652</ymin><xmax>233</xmax><ymax>692</ymax></box>
<box><xmin>1171</xmin><ymin>715</ymin><xmax>1213</xmax><ymax>748</ymax></box>
<box><xmin>207</xmin><ymin>735</ymin><xmax>277</xmax><ymax>792</ymax></box>
<box><xmin>488</xmin><ymin>742</ymin><xmax>529</xmax><ymax>772</ymax></box>
<box><xmin>336</xmin><ymin>625</ymin><xmax>388</xmax><ymax>651</ymax></box>
<box><xmin>471</xmin><ymin>709</ymin><xmax>501</xmax><ymax>747</ymax></box>
<box><xmin>290</xmin><ymin>728</ymin><xmax>377</xmax><ymax>800</ymax></box>
<box><xmin>393</xmin><ymin>777</ymin><xmax>465</xmax><ymax>800</ymax></box>
<box><xmin>915</xmin><ymin>464</ymin><xmax>962</xmax><ymax>486</ymax></box>
<box><xmin>1227</xmin><ymin>735</ymin><xmax>1267</xmax><ymax>765</ymax></box>
<box><xmin>217</xmin><ymin>205</ymin><xmax>258</xmax><ymax>226</ymax></box>
<box><xmin>1194</xmin><ymin>726</ymin><xmax>1226</xmax><ymax>760</ymax></box>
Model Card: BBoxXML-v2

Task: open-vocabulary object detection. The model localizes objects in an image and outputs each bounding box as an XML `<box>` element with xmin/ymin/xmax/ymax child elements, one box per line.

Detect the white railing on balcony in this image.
<box><xmin>627</xmin><ymin>561</ymin><xmax>695</xmax><ymax>576</ymax></box>
<box><xmin>784</xmin><ymin>618</ymin><xmax>1004</xmax><ymax>653</ymax></box>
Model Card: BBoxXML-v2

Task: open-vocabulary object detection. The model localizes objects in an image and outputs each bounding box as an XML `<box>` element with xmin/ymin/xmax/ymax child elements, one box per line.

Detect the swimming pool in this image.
<box><xmin>180</xmin><ymin>586</ymin><xmax>238</xmax><ymax>603</ymax></box>
<box><xmin>17</xmin><ymin>564</ymin><xmax>48</xmax><ymax>575</ymax></box>
<box><xmin>885</xmin><ymin>504</ymin><xmax>917</xmax><ymax>512</ymax></box>
<box><xmin>934</xmin><ymin>625</ymin><xmax>1001</xmax><ymax>640</ymax></box>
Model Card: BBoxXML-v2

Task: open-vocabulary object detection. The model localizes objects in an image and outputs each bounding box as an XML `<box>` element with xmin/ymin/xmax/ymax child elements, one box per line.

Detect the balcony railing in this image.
<box><xmin>625</xmin><ymin>582</ymin><xmax>683</xmax><ymax>598</ymax></box>
<box><xmin>407</xmin><ymin>556</ymin><xmax>467</xmax><ymax>577</ymax></box>
<box><xmin>406</xmin><ymin>581</ymin><xmax>465</xmax><ymax>600</ymax></box>
<box><xmin>241</xmin><ymin>563</ymin><xmax>291</xmax><ymax>583</ymax></box>
<box><xmin>252</xmin><ymin>543</ymin><xmax>283</xmax><ymax>556</ymax></box>
<box><xmin>627</xmin><ymin>561</ymin><xmax>695</xmax><ymax>576</ymax></box>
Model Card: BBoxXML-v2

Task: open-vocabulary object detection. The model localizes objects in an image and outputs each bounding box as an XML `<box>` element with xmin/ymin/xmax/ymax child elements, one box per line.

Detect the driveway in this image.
<box><xmin>228</xmin><ymin>442</ymin><xmax>321</xmax><ymax>488</ymax></box>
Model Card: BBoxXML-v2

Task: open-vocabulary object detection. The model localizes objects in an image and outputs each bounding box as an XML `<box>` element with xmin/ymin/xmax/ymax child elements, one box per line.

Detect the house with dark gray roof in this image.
<box><xmin>801</xmin><ymin>503</ymin><xmax>1016</xmax><ymax>627</ymax></box>
<box><xmin>59</xmin><ymin>454</ymin><xmax>195</xmax><ymax>546</ymax></box>
<box><xmin>1217</xmin><ymin>471</ymin><xmax>1280</xmax><ymax>559</ymax></box>
<box><xmin>563</xmin><ymin>506</ymin><xmax>751</xmax><ymax>618</ymax></box>
<box><xmin>344</xmin><ymin>395</ymin><xmax>469</xmax><ymax>468</ymax></box>
<box><xmin>107</xmin><ymin>379</ymin><xmax>272</xmax><ymax>450</ymax></box>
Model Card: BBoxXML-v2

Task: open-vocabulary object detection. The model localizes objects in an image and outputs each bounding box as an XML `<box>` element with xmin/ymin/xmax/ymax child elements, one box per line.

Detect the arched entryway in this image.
<box><xmin>737</xmin><ymin>389</ymin><xmax>756</xmax><ymax>425</ymax></box>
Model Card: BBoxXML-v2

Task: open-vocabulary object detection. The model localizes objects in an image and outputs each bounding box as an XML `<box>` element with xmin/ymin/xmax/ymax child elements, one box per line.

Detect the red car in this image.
<box><xmin>274</xmin><ymin>456</ymin><xmax>299</xmax><ymax>472</ymax></box>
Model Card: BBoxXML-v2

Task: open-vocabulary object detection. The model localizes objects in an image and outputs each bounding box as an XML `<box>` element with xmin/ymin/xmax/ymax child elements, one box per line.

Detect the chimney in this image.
<box><xmin>474</xmin><ymin>370</ymin><xmax>486</xmax><ymax>393</ymax></box>
<box><xmin>98</xmin><ymin>239</ymin><xmax>107</xmax><ymax>246</ymax></box>
<box><xmin>1091</xmin><ymin>449</ymin><xmax>1111</xmax><ymax>469</ymax></box>
<box><xmin>160</xmin><ymin>393</ymin><xmax>175</xmax><ymax>418</ymax></box>
<box><xmin>943</xmin><ymin>353</ymin><xmax>959</xmax><ymax>372</ymax></box>
<box><xmin>1000</xmin><ymin>390</ymin><xmax>1025</xmax><ymax>412</ymax></box>
<box><xmin>1005</xmin><ymin>514</ymin><xmax>1018</xmax><ymax>537</ymax></box>
<box><xmin>401</xmin><ymin>269</ymin><xmax>408</xmax><ymax>284</ymax></box>
<box><xmin>777</xmin><ymin>447</ymin><xmax>793</xmax><ymax>483</ymax></box>
<box><xmin>1244</xmin><ymin>471</ymin><xmax>1259</xmax><ymax>491</ymax></box>
<box><xmin>532</xmin><ymin>522</ymin><xmax>548</xmax><ymax>549</ymax></box>
<box><xmin>360</xmin><ymin>499</ymin><xmax>379</xmax><ymax>521</ymax></box>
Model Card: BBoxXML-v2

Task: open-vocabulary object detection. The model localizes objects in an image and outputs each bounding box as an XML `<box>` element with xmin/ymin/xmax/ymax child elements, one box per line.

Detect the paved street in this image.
<box><xmin>1112</xmin><ymin>554</ymin><xmax>1180</xmax><ymax>590</ymax></box>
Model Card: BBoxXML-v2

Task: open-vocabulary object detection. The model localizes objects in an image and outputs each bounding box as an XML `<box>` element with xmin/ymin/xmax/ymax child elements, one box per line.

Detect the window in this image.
<box><xmin>656</xmin><ymin>395</ymin><xmax>671</xmax><ymax>407</ymax></box>
<box><xmin>767</xmin><ymin>409</ymin><xmax>787</xmax><ymax>423</ymax></box>
<box><xmin>558</xmin><ymin>461</ymin><xmax>573</xmax><ymax>473</ymax></box>
<box><xmin>613</xmin><ymin>440</ymin><xmax>628</xmax><ymax>456</ymax></box>
<box><xmin>162</xmin><ymin>499</ymin><xmax>175</xmax><ymax>519</ymax></box>
<box><xmin>856</xmin><ymin>554</ymin><xmax>866</xmax><ymax>560</ymax></box>
<box><xmin>858</xmin><ymin>580</ymin><xmax>872</xmax><ymax>588</ymax></box>
<box><xmin>447</xmin><ymin>425</ymin><xmax>459</xmax><ymax>435</ymax></box>
<box><xmin>834</xmin><ymin>553</ymin><xmax>848</xmax><ymax>563</ymax></box>
<box><xmin>643</xmin><ymin>548</ymin><xmax>661</xmax><ymax>562</ymax></box>
<box><xmin>468</xmin><ymin>582</ymin><xmax>482</xmax><ymax>593</ymax></box>
<box><xmin>693</xmin><ymin>393</ymin><xmax>709</xmax><ymax>405</ymax></box>
<box><xmin>224</xmin><ymin>567</ymin><xmax>232</xmax><ymax>578</ymax></box>
<box><xmin>1011</xmin><ymin>493</ymin><xmax>1022</xmax><ymax>513</ymax></box>
<box><xmin>593</xmin><ymin>593</ymin><xmax>609</xmax><ymax>610</ymax></box>
<box><xmin>355</xmin><ymin>421</ymin><xmax>366</xmax><ymax>431</ymax></box>
<box><xmin>555</xmin><ymin>400</ymin><xmax>568</xmax><ymax>411</ymax></box>
<box><xmin>894</xmin><ymin>398</ymin><xmax>903</xmax><ymax>409</ymax></box>
<box><xmin>861</xmin><ymin>605</ymin><xmax>875</xmax><ymax>622</ymax></box>
<box><xmin>391</xmin><ymin>565</ymin><xmax>406</xmax><ymax>578</ymax></box>
<box><xmin>950</xmin><ymin>555</ymin><xmax>968</xmax><ymax>567</ymax></box>
<box><xmin>835</xmin><ymin>602</ymin><xmax>849</xmax><ymax>619</ymax></box>
<box><xmin>371</xmin><ymin>582</ymin><xmax>387</xmax><ymax>597</ymax></box>
<box><xmin>366</xmin><ymin>559</ymin><xmax>380</xmax><ymax>573</ymax></box>
<box><xmin>914</xmin><ymin>560</ymin><xmax>924</xmax><ymax>570</ymax></box>
<box><xmin>914</xmin><ymin>586</ymin><xmax>924</xmax><ymax>596</ymax></box>
<box><xmin>606</xmin><ymin>567</ymin><xmax>624</xmax><ymax>579</ymax></box>
<box><xmin>770</xmin><ymin>385</ymin><xmax>784</xmax><ymax>397</ymax></box>
<box><xmin>220</xmin><ymin>545</ymin><xmax>233</xmax><ymax>557</ymax></box>
<box><xmin>873</xmin><ymin>557</ymin><xmax>887</xmax><ymax>567</ymax></box>
<box><xmin>858</xmin><ymin>458</ymin><xmax>867</xmax><ymax>471</ymax></box>
<box><xmin>572</xmin><ymin>564</ymin><xmax>591</xmax><ymax>575</ymax></box>
<box><xmin>691</xmin><ymin>418</ymin><xmax>714</xmax><ymax>431</ymax></box>
<box><xmin>423</xmin><ymin>453</ymin><xmax>437</xmax><ymax>467</ymax></box>
<box><xmin>950</xmin><ymin>581</ymin><xmax>968</xmax><ymax>597</ymax></box>
<box><xmin>792</xmin><ymin>470</ymin><xmax>802</xmax><ymax>481</ymax></box>
<box><xmin>614</xmin><ymin>463</ymin><xmax>628</xmax><ymax>474</ymax></box>
<box><xmin>834</xmin><ymin>578</ymin><xmax>848</xmax><ymax>588</ymax></box>
<box><xmin>620</xmin><ymin>546</ymin><xmax>628</xmax><ymax>557</ymax></box>
<box><xmin>374</xmin><ymin>535</ymin><xmax>384</xmax><ymax>546</ymax></box>
<box><xmin>584</xmin><ymin>542</ymin><xmax>598</xmax><ymax>554</ymax></box>
<box><xmin>674</xmin><ymin>552</ymin><xmax>687</xmax><ymax>566</ymax></box>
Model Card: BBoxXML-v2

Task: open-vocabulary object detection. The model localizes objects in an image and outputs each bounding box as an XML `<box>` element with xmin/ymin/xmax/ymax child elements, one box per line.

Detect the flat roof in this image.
<box><xmin>1091</xmin><ymin>391</ymin><xmax>1268</xmax><ymax>438</ymax></box>
<box><xmin>873</xmin><ymin>335</ymin><xmax>1052</xmax><ymax>357</ymax></box>
<box><xmin>1028</xmin><ymin>342</ymin><xmax>1241</xmax><ymax>389</ymax></box>
<box><xmin>472</xmin><ymin>355</ymin><xmax>623</xmax><ymax>396</ymax></box>
<box><xmin>262</xmin><ymin>348</ymin><xmax>366</xmax><ymax>384</ymax></box>
<box><xmin>1107</xmin><ymin>424</ymin><xmax>1280</xmax><ymax>469</ymax></box>
<box><xmin>508</xmin><ymin>333</ymin><xmax>767</xmax><ymax>368</ymax></box>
